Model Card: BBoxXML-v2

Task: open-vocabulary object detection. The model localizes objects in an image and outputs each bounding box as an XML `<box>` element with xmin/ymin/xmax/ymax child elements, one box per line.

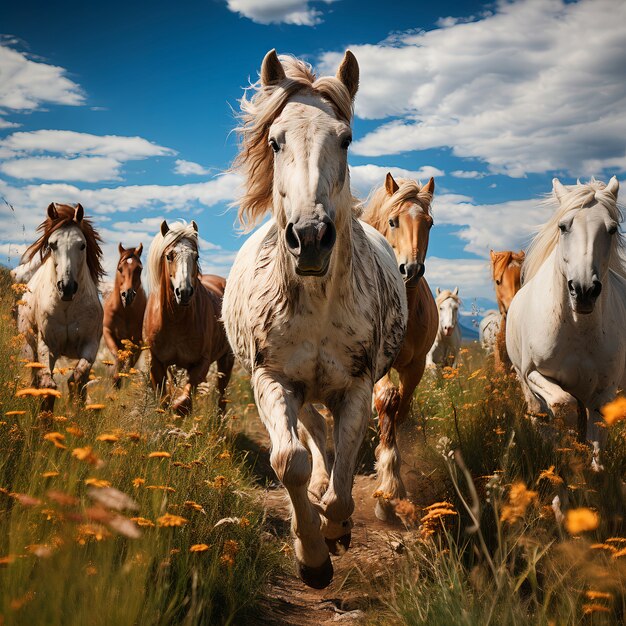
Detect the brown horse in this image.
<box><xmin>143</xmin><ymin>220</ymin><xmax>234</xmax><ymax>415</ymax></box>
<box><xmin>363</xmin><ymin>173</ymin><xmax>439</xmax><ymax>521</ymax></box>
<box><xmin>103</xmin><ymin>243</ymin><xmax>147</xmax><ymax>386</ymax></box>
<box><xmin>490</xmin><ymin>249</ymin><xmax>524</xmax><ymax>370</ymax></box>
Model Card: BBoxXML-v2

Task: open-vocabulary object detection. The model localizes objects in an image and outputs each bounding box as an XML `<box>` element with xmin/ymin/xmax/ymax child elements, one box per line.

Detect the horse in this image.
<box><xmin>479</xmin><ymin>310</ymin><xmax>501</xmax><ymax>353</ymax></box>
<box><xmin>426</xmin><ymin>287</ymin><xmax>462</xmax><ymax>367</ymax></box>
<box><xmin>222</xmin><ymin>50</ymin><xmax>407</xmax><ymax>588</ymax></box>
<box><xmin>143</xmin><ymin>220</ymin><xmax>234</xmax><ymax>416</ymax></box>
<box><xmin>362</xmin><ymin>172</ymin><xmax>438</xmax><ymax>521</ymax></box>
<box><xmin>489</xmin><ymin>249</ymin><xmax>524</xmax><ymax>369</ymax></box>
<box><xmin>506</xmin><ymin>177</ymin><xmax>626</xmax><ymax>470</ymax></box>
<box><xmin>103</xmin><ymin>243</ymin><xmax>147</xmax><ymax>386</ymax></box>
<box><xmin>16</xmin><ymin>203</ymin><xmax>104</xmax><ymax>410</ymax></box>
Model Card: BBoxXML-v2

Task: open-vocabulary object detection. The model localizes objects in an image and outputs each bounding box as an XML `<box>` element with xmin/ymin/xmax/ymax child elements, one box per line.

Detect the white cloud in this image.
<box><xmin>0</xmin><ymin>40</ymin><xmax>84</xmax><ymax>127</ymax></box>
<box><xmin>450</xmin><ymin>170</ymin><xmax>485</xmax><ymax>179</ymax></box>
<box><xmin>0</xmin><ymin>156</ymin><xmax>122</xmax><ymax>182</ymax></box>
<box><xmin>350</xmin><ymin>163</ymin><xmax>444</xmax><ymax>197</ymax></box>
<box><xmin>174</xmin><ymin>159</ymin><xmax>212</xmax><ymax>176</ymax></box>
<box><xmin>319</xmin><ymin>0</ymin><xmax>626</xmax><ymax>177</ymax></box>
<box><xmin>425</xmin><ymin>256</ymin><xmax>492</xmax><ymax>301</ymax></box>
<box><xmin>225</xmin><ymin>0</ymin><xmax>334</xmax><ymax>26</ymax></box>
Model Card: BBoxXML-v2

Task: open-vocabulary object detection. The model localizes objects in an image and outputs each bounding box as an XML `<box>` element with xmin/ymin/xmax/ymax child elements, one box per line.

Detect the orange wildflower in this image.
<box><xmin>538</xmin><ymin>466</ymin><xmax>564</xmax><ymax>485</ymax></box>
<box><xmin>132</xmin><ymin>478</ymin><xmax>145</xmax><ymax>488</ymax></box>
<box><xmin>601</xmin><ymin>396</ymin><xmax>626</xmax><ymax>426</ymax></box>
<box><xmin>146</xmin><ymin>485</ymin><xmax>175</xmax><ymax>493</ymax></box>
<box><xmin>84</xmin><ymin>478</ymin><xmax>111</xmax><ymax>488</ymax></box>
<box><xmin>130</xmin><ymin>517</ymin><xmax>155</xmax><ymax>528</ymax></box>
<box><xmin>190</xmin><ymin>544</ymin><xmax>210</xmax><ymax>553</ymax></box>
<box><xmin>24</xmin><ymin>362</ymin><xmax>45</xmax><ymax>369</ymax></box>
<box><xmin>71</xmin><ymin>446</ymin><xmax>101</xmax><ymax>466</ymax></box>
<box><xmin>157</xmin><ymin>513</ymin><xmax>188</xmax><ymax>527</ymax></box>
<box><xmin>500</xmin><ymin>482</ymin><xmax>538</xmax><ymax>524</ymax></box>
<box><xmin>41</xmin><ymin>471</ymin><xmax>60</xmax><ymax>478</ymax></box>
<box><xmin>43</xmin><ymin>432</ymin><xmax>67</xmax><ymax>449</ymax></box>
<box><xmin>565</xmin><ymin>508</ymin><xmax>600</xmax><ymax>535</ymax></box>
<box><xmin>5</xmin><ymin>410</ymin><xmax>26</xmax><ymax>416</ymax></box>
<box><xmin>96</xmin><ymin>433</ymin><xmax>119</xmax><ymax>443</ymax></box>
<box><xmin>184</xmin><ymin>500</ymin><xmax>204</xmax><ymax>511</ymax></box>
<box><xmin>16</xmin><ymin>388</ymin><xmax>62</xmax><ymax>398</ymax></box>
<box><xmin>148</xmin><ymin>451</ymin><xmax>171</xmax><ymax>459</ymax></box>
<box><xmin>85</xmin><ymin>404</ymin><xmax>105</xmax><ymax>411</ymax></box>
<box><xmin>66</xmin><ymin>425</ymin><xmax>84</xmax><ymax>437</ymax></box>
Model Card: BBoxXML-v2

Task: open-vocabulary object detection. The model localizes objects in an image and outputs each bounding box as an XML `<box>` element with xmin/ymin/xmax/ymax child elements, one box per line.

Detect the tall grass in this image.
<box><xmin>0</xmin><ymin>268</ymin><xmax>279</xmax><ymax>625</ymax></box>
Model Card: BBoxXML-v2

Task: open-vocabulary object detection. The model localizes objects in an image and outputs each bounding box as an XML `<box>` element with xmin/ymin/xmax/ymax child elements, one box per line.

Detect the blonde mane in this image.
<box><xmin>436</xmin><ymin>289</ymin><xmax>461</xmax><ymax>307</ymax></box>
<box><xmin>233</xmin><ymin>55</ymin><xmax>355</xmax><ymax>229</ymax></box>
<box><xmin>523</xmin><ymin>179</ymin><xmax>625</xmax><ymax>283</ymax></box>
<box><xmin>147</xmin><ymin>221</ymin><xmax>199</xmax><ymax>294</ymax></box>
<box><xmin>363</xmin><ymin>179</ymin><xmax>433</xmax><ymax>233</ymax></box>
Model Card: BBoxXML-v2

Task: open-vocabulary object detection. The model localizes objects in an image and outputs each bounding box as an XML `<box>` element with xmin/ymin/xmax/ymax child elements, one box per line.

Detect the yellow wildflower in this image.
<box><xmin>601</xmin><ymin>396</ymin><xmax>626</xmax><ymax>426</ymax></box>
<box><xmin>96</xmin><ymin>433</ymin><xmax>119</xmax><ymax>443</ymax></box>
<box><xmin>157</xmin><ymin>513</ymin><xmax>188</xmax><ymax>527</ymax></box>
<box><xmin>565</xmin><ymin>508</ymin><xmax>600</xmax><ymax>535</ymax></box>
<box><xmin>500</xmin><ymin>482</ymin><xmax>538</xmax><ymax>524</ymax></box>
<box><xmin>84</xmin><ymin>478</ymin><xmax>111</xmax><ymax>488</ymax></box>
<box><xmin>190</xmin><ymin>544</ymin><xmax>210</xmax><ymax>553</ymax></box>
<box><xmin>148</xmin><ymin>451</ymin><xmax>171</xmax><ymax>458</ymax></box>
<box><xmin>43</xmin><ymin>432</ymin><xmax>66</xmax><ymax>449</ymax></box>
<box><xmin>130</xmin><ymin>517</ymin><xmax>155</xmax><ymax>528</ymax></box>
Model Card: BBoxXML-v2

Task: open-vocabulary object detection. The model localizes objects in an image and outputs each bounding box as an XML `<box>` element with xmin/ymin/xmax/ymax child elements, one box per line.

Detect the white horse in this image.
<box><xmin>222</xmin><ymin>50</ymin><xmax>407</xmax><ymax>588</ymax></box>
<box><xmin>479</xmin><ymin>310</ymin><xmax>501</xmax><ymax>354</ymax></box>
<box><xmin>507</xmin><ymin>177</ymin><xmax>626</xmax><ymax>470</ymax></box>
<box><xmin>426</xmin><ymin>287</ymin><xmax>462</xmax><ymax>367</ymax></box>
<box><xmin>17</xmin><ymin>203</ymin><xmax>104</xmax><ymax>409</ymax></box>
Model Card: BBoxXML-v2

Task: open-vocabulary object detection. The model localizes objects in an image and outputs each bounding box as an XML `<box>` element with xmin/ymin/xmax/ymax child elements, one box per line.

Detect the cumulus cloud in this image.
<box><xmin>350</xmin><ymin>163</ymin><xmax>444</xmax><ymax>197</ymax></box>
<box><xmin>426</xmin><ymin>257</ymin><xmax>492</xmax><ymax>301</ymax></box>
<box><xmin>174</xmin><ymin>159</ymin><xmax>212</xmax><ymax>176</ymax></box>
<box><xmin>318</xmin><ymin>0</ymin><xmax>626</xmax><ymax>177</ymax></box>
<box><xmin>0</xmin><ymin>156</ymin><xmax>122</xmax><ymax>183</ymax></box>
<box><xmin>225</xmin><ymin>0</ymin><xmax>335</xmax><ymax>25</ymax></box>
<box><xmin>451</xmin><ymin>170</ymin><xmax>486</xmax><ymax>179</ymax></box>
<box><xmin>0</xmin><ymin>39</ymin><xmax>84</xmax><ymax>127</ymax></box>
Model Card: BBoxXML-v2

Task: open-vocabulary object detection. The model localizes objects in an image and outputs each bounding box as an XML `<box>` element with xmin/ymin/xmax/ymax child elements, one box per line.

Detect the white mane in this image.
<box><xmin>147</xmin><ymin>221</ymin><xmax>198</xmax><ymax>294</ymax></box>
<box><xmin>523</xmin><ymin>178</ymin><xmax>626</xmax><ymax>283</ymax></box>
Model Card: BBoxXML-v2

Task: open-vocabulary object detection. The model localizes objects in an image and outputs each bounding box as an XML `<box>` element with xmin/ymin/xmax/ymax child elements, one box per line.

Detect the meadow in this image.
<box><xmin>1</xmin><ymin>264</ymin><xmax>626</xmax><ymax>625</ymax></box>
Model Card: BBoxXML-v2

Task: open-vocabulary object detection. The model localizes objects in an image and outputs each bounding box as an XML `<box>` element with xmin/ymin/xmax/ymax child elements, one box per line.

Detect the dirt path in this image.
<box><xmin>233</xmin><ymin>411</ymin><xmax>447</xmax><ymax>625</ymax></box>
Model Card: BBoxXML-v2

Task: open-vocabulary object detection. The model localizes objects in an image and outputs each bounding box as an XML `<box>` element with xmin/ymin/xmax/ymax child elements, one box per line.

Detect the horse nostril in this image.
<box><xmin>567</xmin><ymin>280</ymin><xmax>576</xmax><ymax>296</ymax></box>
<box><xmin>319</xmin><ymin>221</ymin><xmax>336</xmax><ymax>251</ymax></box>
<box><xmin>285</xmin><ymin>223</ymin><xmax>300</xmax><ymax>252</ymax></box>
<box><xmin>57</xmin><ymin>281</ymin><xmax>63</xmax><ymax>291</ymax></box>
<box><xmin>416</xmin><ymin>263</ymin><xmax>425</xmax><ymax>279</ymax></box>
<box><xmin>590</xmin><ymin>281</ymin><xmax>602</xmax><ymax>299</ymax></box>
<box><xmin>188</xmin><ymin>287</ymin><xmax>194</xmax><ymax>298</ymax></box>
<box><xmin>398</xmin><ymin>264</ymin><xmax>406</xmax><ymax>276</ymax></box>
<box><xmin>175</xmin><ymin>287</ymin><xmax>181</xmax><ymax>297</ymax></box>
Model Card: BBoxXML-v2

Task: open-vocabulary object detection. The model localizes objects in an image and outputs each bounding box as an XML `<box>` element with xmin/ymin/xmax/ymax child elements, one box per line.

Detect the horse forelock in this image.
<box><xmin>436</xmin><ymin>290</ymin><xmax>461</xmax><ymax>307</ymax></box>
<box><xmin>23</xmin><ymin>203</ymin><xmax>104</xmax><ymax>284</ymax></box>
<box><xmin>363</xmin><ymin>179</ymin><xmax>432</xmax><ymax>233</ymax></box>
<box><xmin>232</xmin><ymin>56</ymin><xmax>355</xmax><ymax>230</ymax></box>
<box><xmin>523</xmin><ymin>179</ymin><xmax>626</xmax><ymax>283</ymax></box>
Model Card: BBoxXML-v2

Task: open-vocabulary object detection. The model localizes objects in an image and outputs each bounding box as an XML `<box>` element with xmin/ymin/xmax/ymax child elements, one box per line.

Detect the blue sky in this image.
<box><xmin>1</xmin><ymin>0</ymin><xmax>625</xmax><ymax>310</ymax></box>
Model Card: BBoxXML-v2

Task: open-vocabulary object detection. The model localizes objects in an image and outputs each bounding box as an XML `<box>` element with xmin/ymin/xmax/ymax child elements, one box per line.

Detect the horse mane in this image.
<box><xmin>22</xmin><ymin>203</ymin><xmax>104</xmax><ymax>284</ymax></box>
<box><xmin>491</xmin><ymin>250</ymin><xmax>524</xmax><ymax>282</ymax></box>
<box><xmin>436</xmin><ymin>289</ymin><xmax>461</xmax><ymax>307</ymax></box>
<box><xmin>363</xmin><ymin>178</ymin><xmax>433</xmax><ymax>233</ymax></box>
<box><xmin>147</xmin><ymin>221</ymin><xmax>199</xmax><ymax>296</ymax></box>
<box><xmin>523</xmin><ymin>179</ymin><xmax>626</xmax><ymax>283</ymax></box>
<box><xmin>233</xmin><ymin>55</ymin><xmax>356</xmax><ymax>230</ymax></box>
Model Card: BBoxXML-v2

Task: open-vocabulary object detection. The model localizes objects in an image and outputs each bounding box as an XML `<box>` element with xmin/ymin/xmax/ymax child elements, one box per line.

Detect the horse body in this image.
<box><xmin>426</xmin><ymin>288</ymin><xmax>462</xmax><ymax>367</ymax></box>
<box><xmin>17</xmin><ymin>203</ymin><xmax>104</xmax><ymax>408</ymax></box>
<box><xmin>479</xmin><ymin>310</ymin><xmax>501</xmax><ymax>353</ymax></box>
<box><xmin>103</xmin><ymin>244</ymin><xmax>147</xmax><ymax>385</ymax></box>
<box><xmin>362</xmin><ymin>172</ymin><xmax>438</xmax><ymax>520</ymax></box>
<box><xmin>507</xmin><ymin>177</ymin><xmax>626</xmax><ymax>469</ymax></box>
<box><xmin>143</xmin><ymin>221</ymin><xmax>233</xmax><ymax>415</ymax></box>
<box><xmin>223</xmin><ymin>50</ymin><xmax>407</xmax><ymax>588</ymax></box>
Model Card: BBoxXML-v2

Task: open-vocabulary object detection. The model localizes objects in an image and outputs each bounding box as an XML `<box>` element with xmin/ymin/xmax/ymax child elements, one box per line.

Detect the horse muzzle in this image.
<box><xmin>400</xmin><ymin>261</ymin><xmax>425</xmax><ymax>287</ymax></box>
<box><xmin>443</xmin><ymin>326</ymin><xmax>454</xmax><ymax>337</ymax></box>
<box><xmin>568</xmin><ymin>279</ymin><xmax>602</xmax><ymax>315</ymax></box>
<box><xmin>175</xmin><ymin>286</ymin><xmax>194</xmax><ymax>306</ymax></box>
<box><xmin>285</xmin><ymin>217</ymin><xmax>336</xmax><ymax>277</ymax></box>
<box><xmin>57</xmin><ymin>280</ymin><xmax>78</xmax><ymax>301</ymax></box>
<box><xmin>121</xmin><ymin>288</ymin><xmax>136</xmax><ymax>307</ymax></box>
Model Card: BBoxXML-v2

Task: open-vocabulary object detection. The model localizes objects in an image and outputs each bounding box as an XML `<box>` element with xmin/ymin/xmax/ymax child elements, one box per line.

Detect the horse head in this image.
<box><xmin>116</xmin><ymin>242</ymin><xmax>143</xmax><ymax>308</ymax></box>
<box><xmin>160</xmin><ymin>220</ymin><xmax>199</xmax><ymax>307</ymax></box>
<box><xmin>436</xmin><ymin>287</ymin><xmax>460</xmax><ymax>336</ymax></box>
<box><xmin>490</xmin><ymin>249</ymin><xmax>524</xmax><ymax>315</ymax></box>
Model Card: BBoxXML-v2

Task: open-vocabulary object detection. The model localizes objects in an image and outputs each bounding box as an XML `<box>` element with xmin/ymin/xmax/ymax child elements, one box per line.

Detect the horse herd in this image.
<box><xmin>11</xmin><ymin>50</ymin><xmax>626</xmax><ymax>588</ymax></box>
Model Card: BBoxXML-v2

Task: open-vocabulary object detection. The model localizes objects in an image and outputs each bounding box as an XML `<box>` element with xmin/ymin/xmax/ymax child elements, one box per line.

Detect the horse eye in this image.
<box><xmin>80</xmin><ymin>243</ymin><xmax>86</xmax><ymax>250</ymax></box>
<box><xmin>166</xmin><ymin>253</ymin><xmax>173</xmax><ymax>261</ymax></box>
<box><xmin>49</xmin><ymin>242</ymin><xmax>57</xmax><ymax>251</ymax></box>
<box><xmin>495</xmin><ymin>280</ymin><xmax>501</xmax><ymax>285</ymax></box>
<box><xmin>269</xmin><ymin>138</ymin><xmax>280</xmax><ymax>153</ymax></box>
<box><xmin>341</xmin><ymin>136</ymin><xmax>352</xmax><ymax>150</ymax></box>
<box><xmin>388</xmin><ymin>218</ymin><xmax>396</xmax><ymax>228</ymax></box>
<box><xmin>608</xmin><ymin>224</ymin><xmax>618</xmax><ymax>235</ymax></box>
<box><xmin>118</xmin><ymin>267</ymin><xmax>122</xmax><ymax>273</ymax></box>
<box><xmin>558</xmin><ymin>223</ymin><xmax>567</xmax><ymax>233</ymax></box>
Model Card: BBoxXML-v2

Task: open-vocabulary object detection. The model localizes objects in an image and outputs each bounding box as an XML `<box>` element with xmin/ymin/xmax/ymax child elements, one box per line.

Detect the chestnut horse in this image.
<box><xmin>143</xmin><ymin>220</ymin><xmax>234</xmax><ymax>415</ymax></box>
<box><xmin>490</xmin><ymin>250</ymin><xmax>524</xmax><ymax>370</ymax></box>
<box><xmin>103</xmin><ymin>243</ymin><xmax>147</xmax><ymax>386</ymax></box>
<box><xmin>362</xmin><ymin>172</ymin><xmax>438</xmax><ymax>521</ymax></box>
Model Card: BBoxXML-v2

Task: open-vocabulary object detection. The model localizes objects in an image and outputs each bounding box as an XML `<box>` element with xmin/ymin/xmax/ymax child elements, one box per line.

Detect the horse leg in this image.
<box><xmin>216</xmin><ymin>351</ymin><xmax>235</xmax><ymax>414</ymax></box>
<box><xmin>587</xmin><ymin>391</ymin><xmax>614</xmax><ymax>472</ymax></box>
<box><xmin>68</xmin><ymin>339</ymin><xmax>99</xmax><ymax>403</ymax></box>
<box><xmin>298</xmin><ymin>404</ymin><xmax>330</xmax><ymax>503</ymax></box>
<box><xmin>36</xmin><ymin>334</ymin><xmax>58</xmax><ymax>412</ymax></box>
<box><xmin>321</xmin><ymin>380</ymin><xmax>371</xmax><ymax>553</ymax></box>
<box><xmin>373</xmin><ymin>374</ymin><xmax>402</xmax><ymax>521</ymax></box>
<box><xmin>526</xmin><ymin>371</ymin><xmax>578</xmax><ymax>432</ymax></box>
<box><xmin>150</xmin><ymin>354</ymin><xmax>169</xmax><ymax>408</ymax></box>
<box><xmin>172</xmin><ymin>357</ymin><xmax>210</xmax><ymax>416</ymax></box>
<box><xmin>103</xmin><ymin>326</ymin><xmax>122</xmax><ymax>388</ymax></box>
<box><xmin>253</xmin><ymin>370</ymin><xmax>331</xmax><ymax>589</ymax></box>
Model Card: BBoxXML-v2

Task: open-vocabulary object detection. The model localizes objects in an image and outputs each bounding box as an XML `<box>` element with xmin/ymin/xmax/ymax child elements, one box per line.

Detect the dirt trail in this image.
<box><xmin>235</xmin><ymin>414</ymin><xmax>446</xmax><ymax>625</ymax></box>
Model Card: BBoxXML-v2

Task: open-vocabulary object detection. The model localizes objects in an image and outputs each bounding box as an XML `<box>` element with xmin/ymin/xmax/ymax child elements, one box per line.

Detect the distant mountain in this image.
<box><xmin>459</xmin><ymin>320</ymin><xmax>480</xmax><ymax>341</ymax></box>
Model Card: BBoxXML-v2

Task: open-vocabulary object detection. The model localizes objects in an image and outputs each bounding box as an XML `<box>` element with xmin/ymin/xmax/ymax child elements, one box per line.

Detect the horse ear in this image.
<box><xmin>518</xmin><ymin>249</ymin><xmax>525</xmax><ymax>259</ymax></box>
<box><xmin>490</xmin><ymin>249</ymin><xmax>496</xmax><ymax>261</ymax></box>
<box><xmin>336</xmin><ymin>50</ymin><xmax>359</xmax><ymax>100</ymax></box>
<box><xmin>191</xmin><ymin>220</ymin><xmax>198</xmax><ymax>232</ymax></box>
<box><xmin>118</xmin><ymin>243</ymin><xmax>125</xmax><ymax>255</ymax></box>
<box><xmin>453</xmin><ymin>286</ymin><xmax>459</xmax><ymax>296</ymax></box>
<box><xmin>420</xmin><ymin>177</ymin><xmax>435</xmax><ymax>197</ymax></box>
<box><xmin>260</xmin><ymin>49</ymin><xmax>286</xmax><ymax>87</ymax></box>
<box><xmin>160</xmin><ymin>220</ymin><xmax>169</xmax><ymax>237</ymax></box>
<box><xmin>74</xmin><ymin>203</ymin><xmax>84</xmax><ymax>223</ymax></box>
<box><xmin>436</xmin><ymin>287</ymin><xmax>441</xmax><ymax>295</ymax></box>
<box><xmin>47</xmin><ymin>203</ymin><xmax>58</xmax><ymax>220</ymax></box>
<box><xmin>605</xmin><ymin>176</ymin><xmax>619</xmax><ymax>198</ymax></box>
<box><xmin>385</xmin><ymin>172</ymin><xmax>399</xmax><ymax>196</ymax></box>
<box><xmin>553</xmin><ymin>178</ymin><xmax>567</xmax><ymax>203</ymax></box>
<box><xmin>136</xmin><ymin>243</ymin><xmax>143</xmax><ymax>257</ymax></box>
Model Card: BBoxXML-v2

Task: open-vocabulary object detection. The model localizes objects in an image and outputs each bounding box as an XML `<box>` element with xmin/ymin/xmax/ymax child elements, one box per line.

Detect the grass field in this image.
<box><xmin>1</xmin><ymin>266</ymin><xmax>626</xmax><ymax>625</ymax></box>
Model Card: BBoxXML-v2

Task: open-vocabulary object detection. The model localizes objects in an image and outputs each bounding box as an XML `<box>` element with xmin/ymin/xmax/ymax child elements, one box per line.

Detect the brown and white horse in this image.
<box><xmin>363</xmin><ymin>172</ymin><xmax>438</xmax><ymax>521</ymax></box>
<box><xmin>17</xmin><ymin>203</ymin><xmax>104</xmax><ymax>409</ymax></box>
<box><xmin>143</xmin><ymin>220</ymin><xmax>234</xmax><ymax>415</ymax></box>
<box><xmin>222</xmin><ymin>51</ymin><xmax>407</xmax><ymax>588</ymax></box>
<box><xmin>103</xmin><ymin>243</ymin><xmax>147</xmax><ymax>386</ymax></box>
<box><xmin>489</xmin><ymin>249</ymin><xmax>524</xmax><ymax>369</ymax></box>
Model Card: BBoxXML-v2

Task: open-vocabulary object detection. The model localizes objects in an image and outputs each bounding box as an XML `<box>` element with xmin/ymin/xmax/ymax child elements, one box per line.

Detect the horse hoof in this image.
<box><xmin>297</xmin><ymin>555</ymin><xmax>333</xmax><ymax>589</ymax></box>
<box><xmin>324</xmin><ymin>532</ymin><xmax>351</xmax><ymax>555</ymax></box>
<box><xmin>172</xmin><ymin>398</ymin><xmax>192</xmax><ymax>416</ymax></box>
<box><xmin>375</xmin><ymin>500</ymin><xmax>396</xmax><ymax>523</ymax></box>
